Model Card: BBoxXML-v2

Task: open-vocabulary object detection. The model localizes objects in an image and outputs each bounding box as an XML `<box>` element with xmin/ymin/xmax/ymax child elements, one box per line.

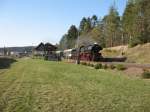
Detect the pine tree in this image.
<box><xmin>59</xmin><ymin>25</ymin><xmax>78</xmax><ymax>50</ymax></box>
<box><xmin>67</xmin><ymin>25</ymin><xmax>78</xmax><ymax>48</ymax></box>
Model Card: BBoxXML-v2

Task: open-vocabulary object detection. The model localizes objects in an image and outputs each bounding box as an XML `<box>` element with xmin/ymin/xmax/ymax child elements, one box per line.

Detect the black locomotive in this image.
<box><xmin>62</xmin><ymin>43</ymin><xmax>103</xmax><ymax>62</ymax></box>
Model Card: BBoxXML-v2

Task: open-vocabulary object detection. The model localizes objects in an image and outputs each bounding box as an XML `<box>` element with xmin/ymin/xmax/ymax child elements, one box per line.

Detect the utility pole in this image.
<box><xmin>32</xmin><ymin>43</ymin><xmax>34</xmax><ymax>57</ymax></box>
<box><xmin>3</xmin><ymin>46</ymin><xmax>7</xmax><ymax>56</ymax></box>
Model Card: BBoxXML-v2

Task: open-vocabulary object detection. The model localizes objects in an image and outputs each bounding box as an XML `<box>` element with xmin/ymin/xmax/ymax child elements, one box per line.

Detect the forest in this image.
<box><xmin>59</xmin><ymin>0</ymin><xmax>150</xmax><ymax>50</ymax></box>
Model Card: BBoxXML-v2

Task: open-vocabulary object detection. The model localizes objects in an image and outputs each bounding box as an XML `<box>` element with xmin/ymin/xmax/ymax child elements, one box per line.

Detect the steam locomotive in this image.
<box><xmin>61</xmin><ymin>43</ymin><xmax>103</xmax><ymax>62</ymax></box>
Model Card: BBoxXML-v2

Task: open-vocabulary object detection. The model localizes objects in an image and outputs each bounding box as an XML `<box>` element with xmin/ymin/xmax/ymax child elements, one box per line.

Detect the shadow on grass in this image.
<box><xmin>0</xmin><ymin>57</ymin><xmax>17</xmax><ymax>69</ymax></box>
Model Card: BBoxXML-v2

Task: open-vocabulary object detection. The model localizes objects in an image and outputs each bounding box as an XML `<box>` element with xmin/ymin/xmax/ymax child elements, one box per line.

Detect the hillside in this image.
<box><xmin>102</xmin><ymin>43</ymin><xmax>150</xmax><ymax>64</ymax></box>
<box><xmin>0</xmin><ymin>46</ymin><xmax>34</xmax><ymax>53</ymax></box>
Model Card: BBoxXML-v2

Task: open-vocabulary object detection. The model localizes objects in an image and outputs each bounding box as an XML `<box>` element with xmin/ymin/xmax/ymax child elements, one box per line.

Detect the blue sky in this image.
<box><xmin>0</xmin><ymin>0</ymin><xmax>127</xmax><ymax>47</ymax></box>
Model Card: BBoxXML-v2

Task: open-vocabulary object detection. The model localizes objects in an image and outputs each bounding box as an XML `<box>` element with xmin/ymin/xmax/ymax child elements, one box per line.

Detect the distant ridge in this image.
<box><xmin>0</xmin><ymin>46</ymin><xmax>34</xmax><ymax>53</ymax></box>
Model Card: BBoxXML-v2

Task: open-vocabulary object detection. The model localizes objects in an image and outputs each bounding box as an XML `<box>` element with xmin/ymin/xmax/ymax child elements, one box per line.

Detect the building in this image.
<box><xmin>34</xmin><ymin>43</ymin><xmax>45</xmax><ymax>56</ymax></box>
<box><xmin>34</xmin><ymin>42</ymin><xmax>58</xmax><ymax>61</ymax></box>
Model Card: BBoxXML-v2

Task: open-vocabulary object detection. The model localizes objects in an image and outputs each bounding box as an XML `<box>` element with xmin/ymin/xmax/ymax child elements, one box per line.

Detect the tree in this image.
<box><xmin>67</xmin><ymin>25</ymin><xmax>78</xmax><ymax>48</ymax></box>
<box><xmin>79</xmin><ymin>17</ymin><xmax>87</xmax><ymax>34</ymax></box>
<box><xmin>91</xmin><ymin>15</ymin><xmax>98</xmax><ymax>28</ymax></box>
<box><xmin>122</xmin><ymin>0</ymin><xmax>139</xmax><ymax>46</ymax></box>
<box><xmin>139</xmin><ymin>0</ymin><xmax>150</xmax><ymax>43</ymax></box>
<box><xmin>59</xmin><ymin>34</ymin><xmax>68</xmax><ymax>50</ymax></box>
<box><xmin>103</xmin><ymin>6</ymin><xmax>121</xmax><ymax>47</ymax></box>
<box><xmin>79</xmin><ymin>17</ymin><xmax>92</xmax><ymax>34</ymax></box>
<box><xmin>59</xmin><ymin>0</ymin><xmax>150</xmax><ymax>49</ymax></box>
<box><xmin>59</xmin><ymin>25</ymin><xmax>78</xmax><ymax>50</ymax></box>
<box><xmin>122</xmin><ymin>0</ymin><xmax>150</xmax><ymax>47</ymax></box>
<box><xmin>84</xmin><ymin>17</ymin><xmax>92</xmax><ymax>33</ymax></box>
<box><xmin>89</xmin><ymin>18</ymin><xmax>106</xmax><ymax>48</ymax></box>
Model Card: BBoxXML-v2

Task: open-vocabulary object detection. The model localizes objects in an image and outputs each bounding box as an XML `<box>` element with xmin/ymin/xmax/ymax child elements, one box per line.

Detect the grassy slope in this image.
<box><xmin>126</xmin><ymin>43</ymin><xmax>150</xmax><ymax>63</ymax></box>
<box><xmin>102</xmin><ymin>43</ymin><xmax>150</xmax><ymax>63</ymax></box>
<box><xmin>0</xmin><ymin>59</ymin><xmax>150</xmax><ymax>112</ymax></box>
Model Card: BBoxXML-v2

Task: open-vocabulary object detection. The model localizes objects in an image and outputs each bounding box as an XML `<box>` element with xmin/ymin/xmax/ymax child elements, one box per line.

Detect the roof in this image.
<box><xmin>35</xmin><ymin>42</ymin><xmax>45</xmax><ymax>51</ymax></box>
<box><xmin>44</xmin><ymin>43</ymin><xmax>57</xmax><ymax>51</ymax></box>
<box><xmin>35</xmin><ymin>42</ymin><xmax>57</xmax><ymax>51</ymax></box>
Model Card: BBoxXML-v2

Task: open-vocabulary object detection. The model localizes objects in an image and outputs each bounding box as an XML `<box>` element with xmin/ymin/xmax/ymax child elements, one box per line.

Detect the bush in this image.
<box><xmin>109</xmin><ymin>64</ymin><xmax>115</xmax><ymax>69</ymax></box>
<box><xmin>116</xmin><ymin>64</ymin><xmax>126</xmax><ymax>71</ymax></box>
<box><xmin>142</xmin><ymin>70</ymin><xmax>150</xmax><ymax>79</ymax></box>
<box><xmin>94</xmin><ymin>63</ymin><xmax>102</xmax><ymax>69</ymax></box>
<box><xmin>102</xmin><ymin>64</ymin><xmax>108</xmax><ymax>69</ymax></box>
<box><xmin>90</xmin><ymin>64</ymin><xmax>94</xmax><ymax>67</ymax></box>
<box><xmin>87</xmin><ymin>63</ymin><xmax>91</xmax><ymax>66</ymax></box>
<box><xmin>0</xmin><ymin>58</ymin><xmax>17</xmax><ymax>69</ymax></box>
<box><xmin>81</xmin><ymin>62</ymin><xmax>87</xmax><ymax>66</ymax></box>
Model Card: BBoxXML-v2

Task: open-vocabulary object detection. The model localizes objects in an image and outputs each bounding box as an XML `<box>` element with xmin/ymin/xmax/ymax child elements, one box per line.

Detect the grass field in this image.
<box><xmin>0</xmin><ymin>59</ymin><xmax>150</xmax><ymax>112</ymax></box>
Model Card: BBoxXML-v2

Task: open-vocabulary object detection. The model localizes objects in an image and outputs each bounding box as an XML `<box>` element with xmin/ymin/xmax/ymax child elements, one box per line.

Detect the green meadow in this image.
<box><xmin>0</xmin><ymin>59</ymin><xmax>150</xmax><ymax>112</ymax></box>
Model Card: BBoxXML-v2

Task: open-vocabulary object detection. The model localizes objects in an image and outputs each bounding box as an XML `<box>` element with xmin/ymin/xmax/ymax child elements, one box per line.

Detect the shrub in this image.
<box><xmin>109</xmin><ymin>64</ymin><xmax>115</xmax><ymax>69</ymax></box>
<box><xmin>94</xmin><ymin>65</ymin><xmax>99</xmax><ymax>69</ymax></box>
<box><xmin>102</xmin><ymin>64</ymin><xmax>108</xmax><ymax>69</ymax></box>
<box><xmin>116</xmin><ymin>64</ymin><xmax>126</xmax><ymax>71</ymax></box>
<box><xmin>142</xmin><ymin>70</ymin><xmax>150</xmax><ymax>79</ymax></box>
<box><xmin>0</xmin><ymin>58</ymin><xmax>17</xmax><ymax>69</ymax></box>
<box><xmin>94</xmin><ymin>63</ymin><xmax>102</xmax><ymax>69</ymax></box>
<box><xmin>90</xmin><ymin>64</ymin><xmax>94</xmax><ymax>67</ymax></box>
<box><xmin>87</xmin><ymin>63</ymin><xmax>91</xmax><ymax>66</ymax></box>
<box><xmin>81</xmin><ymin>62</ymin><xmax>87</xmax><ymax>66</ymax></box>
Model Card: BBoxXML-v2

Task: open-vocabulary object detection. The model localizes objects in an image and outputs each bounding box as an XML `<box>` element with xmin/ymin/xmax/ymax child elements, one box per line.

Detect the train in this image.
<box><xmin>56</xmin><ymin>43</ymin><xmax>103</xmax><ymax>62</ymax></box>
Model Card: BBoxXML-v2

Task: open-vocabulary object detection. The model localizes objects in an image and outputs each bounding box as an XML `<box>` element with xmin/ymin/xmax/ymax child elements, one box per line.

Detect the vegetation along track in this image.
<box><xmin>0</xmin><ymin>59</ymin><xmax>150</xmax><ymax>112</ymax></box>
<box><xmin>103</xmin><ymin>62</ymin><xmax>150</xmax><ymax>69</ymax></box>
